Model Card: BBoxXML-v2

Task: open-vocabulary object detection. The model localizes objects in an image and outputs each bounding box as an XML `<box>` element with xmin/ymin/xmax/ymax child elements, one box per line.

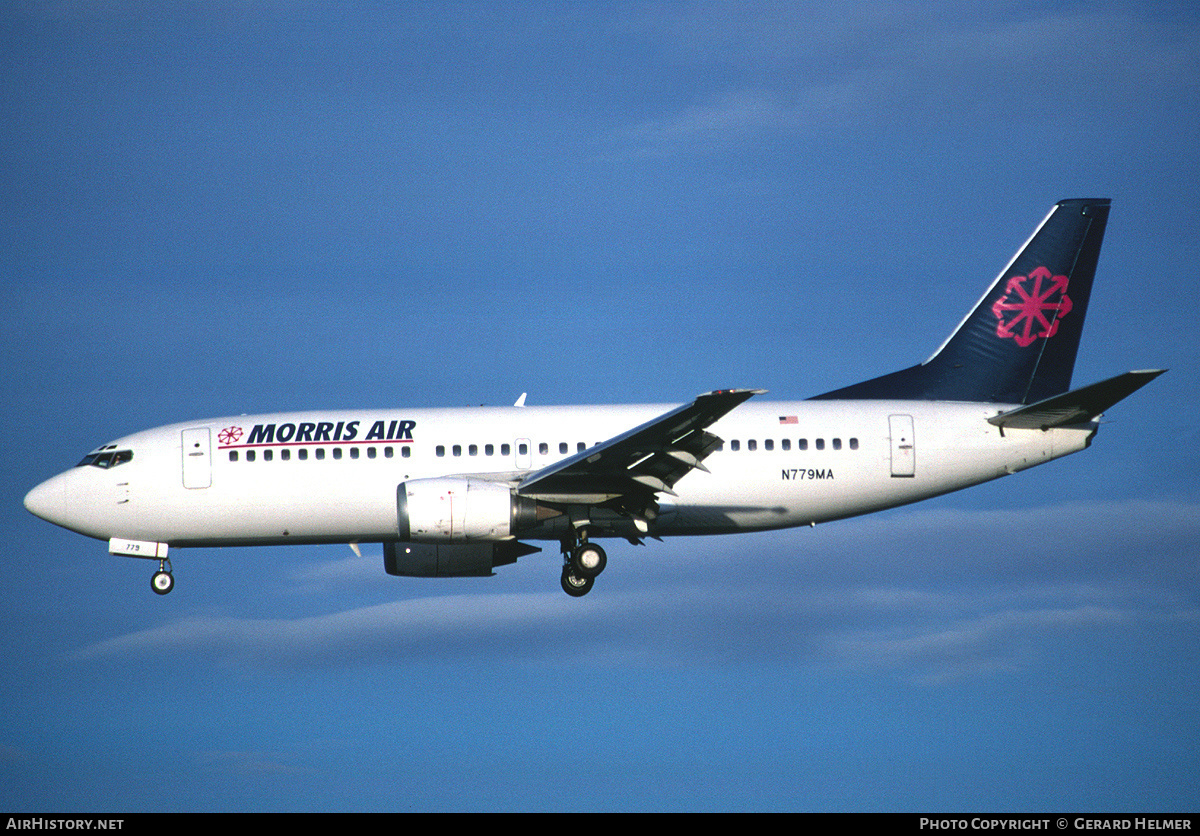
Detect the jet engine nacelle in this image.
<box><xmin>383</xmin><ymin>540</ymin><xmax>543</xmax><ymax>578</ymax></box>
<box><xmin>397</xmin><ymin>476</ymin><xmax>541</xmax><ymax>542</ymax></box>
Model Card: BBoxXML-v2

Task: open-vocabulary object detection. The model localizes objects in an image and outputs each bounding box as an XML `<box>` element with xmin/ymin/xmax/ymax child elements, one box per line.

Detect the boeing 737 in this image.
<box><xmin>24</xmin><ymin>199</ymin><xmax>1163</xmax><ymax>597</ymax></box>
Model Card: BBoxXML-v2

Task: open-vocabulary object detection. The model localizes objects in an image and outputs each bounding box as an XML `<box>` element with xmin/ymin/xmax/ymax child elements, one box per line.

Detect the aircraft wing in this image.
<box><xmin>988</xmin><ymin>369</ymin><xmax>1165</xmax><ymax>430</ymax></box>
<box><xmin>516</xmin><ymin>389</ymin><xmax>764</xmax><ymax>505</ymax></box>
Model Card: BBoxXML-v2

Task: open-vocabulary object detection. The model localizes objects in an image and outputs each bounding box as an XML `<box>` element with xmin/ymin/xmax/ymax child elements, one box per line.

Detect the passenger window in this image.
<box><xmin>539</xmin><ymin>442</ymin><xmax>548</xmax><ymax>455</ymax></box>
<box><xmin>505</xmin><ymin>444</ymin><xmax>514</xmax><ymax>456</ymax></box>
<box><xmin>798</xmin><ymin>439</ymin><xmax>808</xmax><ymax>450</ymax></box>
<box><xmin>468</xmin><ymin>444</ymin><xmax>478</xmax><ymax>456</ymax></box>
<box><xmin>485</xmin><ymin>444</ymin><xmax>494</xmax><ymax>456</ymax></box>
<box><xmin>247</xmin><ymin>450</ymin><xmax>256</xmax><ymax>462</ymax></box>
<box><xmin>350</xmin><ymin>448</ymin><xmax>359</xmax><ymax>459</ymax></box>
<box><xmin>832</xmin><ymin>438</ymin><xmax>842</xmax><ymax>450</ymax></box>
<box><xmin>731</xmin><ymin>440</ymin><xmax>740</xmax><ymax>452</ymax></box>
<box><xmin>850</xmin><ymin>438</ymin><xmax>859</xmax><ymax>450</ymax></box>
<box><xmin>748</xmin><ymin>439</ymin><xmax>757</xmax><ymax>451</ymax></box>
<box><xmin>367</xmin><ymin>447</ymin><xmax>376</xmax><ymax>459</ymax></box>
<box><xmin>782</xmin><ymin>439</ymin><xmax>791</xmax><ymax>451</ymax></box>
<box><xmin>764</xmin><ymin>439</ymin><xmax>774</xmax><ymax>451</ymax></box>
<box><xmin>299</xmin><ymin>449</ymin><xmax>308</xmax><ymax>460</ymax></box>
<box><xmin>517</xmin><ymin>443</ymin><xmax>527</xmax><ymax>455</ymax></box>
<box><xmin>577</xmin><ymin>442</ymin><xmax>586</xmax><ymax>452</ymax></box>
<box><xmin>281</xmin><ymin>449</ymin><xmax>290</xmax><ymax>461</ymax></box>
<box><xmin>229</xmin><ymin>451</ymin><xmax>238</xmax><ymax>462</ymax></box>
<box><xmin>815</xmin><ymin>439</ymin><xmax>825</xmax><ymax>450</ymax></box>
<box><xmin>332</xmin><ymin>448</ymin><xmax>342</xmax><ymax>459</ymax></box>
<box><xmin>264</xmin><ymin>449</ymin><xmax>273</xmax><ymax>461</ymax></box>
<box><xmin>315</xmin><ymin>448</ymin><xmax>325</xmax><ymax>460</ymax></box>
<box><xmin>436</xmin><ymin>445</ymin><xmax>445</xmax><ymax>457</ymax></box>
<box><xmin>400</xmin><ymin>447</ymin><xmax>409</xmax><ymax>458</ymax></box>
<box><xmin>559</xmin><ymin>442</ymin><xmax>568</xmax><ymax>454</ymax></box>
<box><xmin>452</xmin><ymin>445</ymin><xmax>461</xmax><ymax>457</ymax></box>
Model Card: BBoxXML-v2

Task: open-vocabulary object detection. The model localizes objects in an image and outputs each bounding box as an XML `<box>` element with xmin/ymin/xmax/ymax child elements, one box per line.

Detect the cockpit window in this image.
<box><xmin>76</xmin><ymin>450</ymin><xmax>133</xmax><ymax>469</ymax></box>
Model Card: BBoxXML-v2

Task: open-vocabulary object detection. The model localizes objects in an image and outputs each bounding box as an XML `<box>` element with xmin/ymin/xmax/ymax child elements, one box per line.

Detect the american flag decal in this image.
<box><xmin>779</xmin><ymin>416</ymin><xmax>797</xmax><ymax>424</ymax></box>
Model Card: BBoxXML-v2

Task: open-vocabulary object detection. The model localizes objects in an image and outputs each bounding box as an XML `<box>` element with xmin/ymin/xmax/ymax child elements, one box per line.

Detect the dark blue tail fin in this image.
<box><xmin>812</xmin><ymin>198</ymin><xmax>1111</xmax><ymax>404</ymax></box>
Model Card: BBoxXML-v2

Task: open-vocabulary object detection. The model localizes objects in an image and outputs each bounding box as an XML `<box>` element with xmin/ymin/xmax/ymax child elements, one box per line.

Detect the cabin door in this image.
<box><xmin>182</xmin><ymin>427</ymin><xmax>212</xmax><ymax>489</ymax></box>
<box><xmin>888</xmin><ymin>415</ymin><xmax>915</xmax><ymax>478</ymax></box>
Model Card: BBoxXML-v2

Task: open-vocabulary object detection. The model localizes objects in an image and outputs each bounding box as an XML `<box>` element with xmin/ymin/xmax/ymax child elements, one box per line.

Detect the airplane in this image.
<box><xmin>23</xmin><ymin>198</ymin><xmax>1164</xmax><ymax>598</ymax></box>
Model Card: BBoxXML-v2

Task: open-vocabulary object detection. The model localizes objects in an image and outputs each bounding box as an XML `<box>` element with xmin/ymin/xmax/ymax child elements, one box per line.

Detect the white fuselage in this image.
<box><xmin>24</xmin><ymin>398</ymin><xmax>1095</xmax><ymax>548</ymax></box>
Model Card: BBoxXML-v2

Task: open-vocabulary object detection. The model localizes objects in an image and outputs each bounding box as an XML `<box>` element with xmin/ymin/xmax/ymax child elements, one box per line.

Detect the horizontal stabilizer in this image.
<box><xmin>988</xmin><ymin>370</ymin><xmax>1165</xmax><ymax>430</ymax></box>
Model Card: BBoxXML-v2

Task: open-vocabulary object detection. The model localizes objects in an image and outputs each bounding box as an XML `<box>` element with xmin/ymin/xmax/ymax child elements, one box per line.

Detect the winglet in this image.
<box><xmin>514</xmin><ymin>393</ymin><xmax>527</xmax><ymax>408</ymax></box>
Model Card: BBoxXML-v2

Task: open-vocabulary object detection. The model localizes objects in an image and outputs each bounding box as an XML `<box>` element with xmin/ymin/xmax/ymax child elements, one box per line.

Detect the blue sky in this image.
<box><xmin>2</xmin><ymin>1</ymin><xmax>1199</xmax><ymax>812</ymax></box>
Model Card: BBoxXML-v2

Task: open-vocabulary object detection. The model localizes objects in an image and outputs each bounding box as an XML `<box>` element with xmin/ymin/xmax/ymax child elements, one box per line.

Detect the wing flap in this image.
<box><xmin>517</xmin><ymin>389</ymin><xmax>763</xmax><ymax>501</ymax></box>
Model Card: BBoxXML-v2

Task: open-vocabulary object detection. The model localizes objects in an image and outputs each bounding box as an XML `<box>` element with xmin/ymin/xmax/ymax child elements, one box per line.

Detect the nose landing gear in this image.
<box><xmin>151</xmin><ymin>558</ymin><xmax>174</xmax><ymax>595</ymax></box>
<box><xmin>109</xmin><ymin>539</ymin><xmax>175</xmax><ymax>596</ymax></box>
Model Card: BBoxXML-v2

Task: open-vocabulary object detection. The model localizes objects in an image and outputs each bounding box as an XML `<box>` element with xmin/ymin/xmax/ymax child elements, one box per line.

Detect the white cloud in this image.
<box><xmin>612</xmin><ymin>4</ymin><xmax>1200</xmax><ymax>159</ymax></box>
<box><xmin>69</xmin><ymin>591</ymin><xmax>592</xmax><ymax>666</ymax></box>
<box><xmin>67</xmin><ymin>498</ymin><xmax>1199</xmax><ymax>684</ymax></box>
<box><xmin>823</xmin><ymin>599</ymin><xmax>1132</xmax><ymax>684</ymax></box>
<box><xmin>616</xmin><ymin>91</ymin><xmax>797</xmax><ymax>157</ymax></box>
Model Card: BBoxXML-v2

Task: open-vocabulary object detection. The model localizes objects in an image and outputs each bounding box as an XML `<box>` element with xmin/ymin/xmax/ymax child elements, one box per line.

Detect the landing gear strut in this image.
<box><xmin>560</xmin><ymin>530</ymin><xmax>606</xmax><ymax>597</ymax></box>
<box><xmin>151</xmin><ymin>558</ymin><xmax>174</xmax><ymax>595</ymax></box>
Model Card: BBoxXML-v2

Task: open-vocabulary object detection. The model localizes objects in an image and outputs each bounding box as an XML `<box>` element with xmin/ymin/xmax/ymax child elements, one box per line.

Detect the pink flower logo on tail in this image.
<box><xmin>992</xmin><ymin>266</ymin><xmax>1072</xmax><ymax>347</ymax></box>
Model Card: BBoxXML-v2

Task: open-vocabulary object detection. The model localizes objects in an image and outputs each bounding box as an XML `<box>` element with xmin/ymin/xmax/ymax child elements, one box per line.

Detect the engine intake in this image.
<box><xmin>397</xmin><ymin>476</ymin><xmax>547</xmax><ymax>542</ymax></box>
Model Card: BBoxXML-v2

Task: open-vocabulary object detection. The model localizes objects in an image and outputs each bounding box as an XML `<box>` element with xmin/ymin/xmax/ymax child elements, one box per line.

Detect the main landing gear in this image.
<box><xmin>560</xmin><ymin>532</ymin><xmax>607</xmax><ymax>598</ymax></box>
<box><xmin>151</xmin><ymin>558</ymin><xmax>174</xmax><ymax>595</ymax></box>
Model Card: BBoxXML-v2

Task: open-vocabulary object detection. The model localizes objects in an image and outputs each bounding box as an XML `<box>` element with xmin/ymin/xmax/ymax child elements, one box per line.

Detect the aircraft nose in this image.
<box><xmin>24</xmin><ymin>473</ymin><xmax>68</xmax><ymax>526</ymax></box>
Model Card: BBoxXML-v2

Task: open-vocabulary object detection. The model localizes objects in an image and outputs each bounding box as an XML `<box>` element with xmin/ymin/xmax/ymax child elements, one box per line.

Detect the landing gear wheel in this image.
<box><xmin>561</xmin><ymin>566</ymin><xmax>594</xmax><ymax>597</ymax></box>
<box><xmin>570</xmin><ymin>542</ymin><xmax>607</xmax><ymax>579</ymax></box>
<box><xmin>151</xmin><ymin>570</ymin><xmax>174</xmax><ymax>595</ymax></box>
